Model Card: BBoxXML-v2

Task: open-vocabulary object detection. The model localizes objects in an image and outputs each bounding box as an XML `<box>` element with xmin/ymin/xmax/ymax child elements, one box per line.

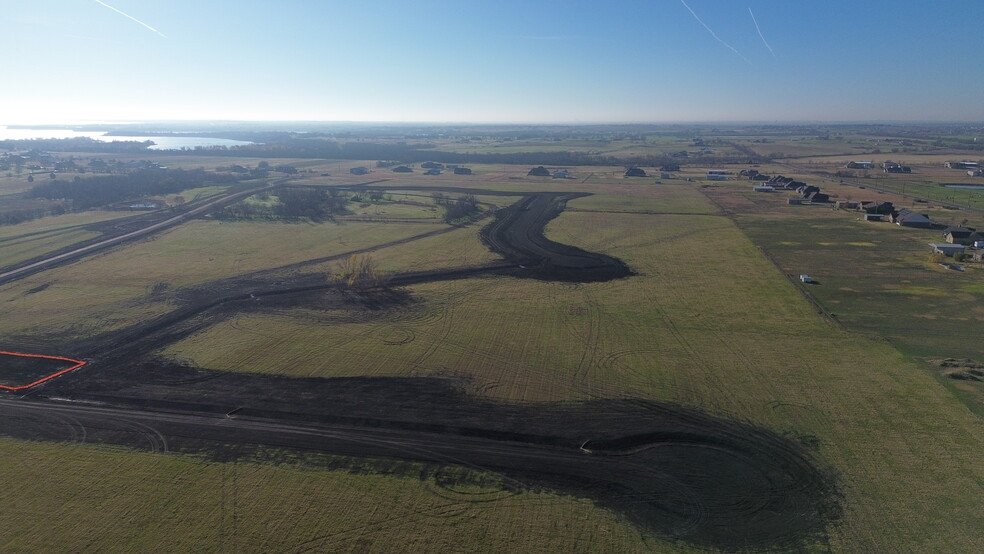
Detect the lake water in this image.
<box><xmin>0</xmin><ymin>126</ymin><xmax>254</xmax><ymax>150</ymax></box>
<box><xmin>941</xmin><ymin>184</ymin><xmax>984</xmax><ymax>190</ymax></box>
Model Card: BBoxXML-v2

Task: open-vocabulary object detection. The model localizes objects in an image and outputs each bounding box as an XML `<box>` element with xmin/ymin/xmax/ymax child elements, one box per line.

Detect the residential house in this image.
<box><xmin>883</xmin><ymin>161</ymin><xmax>912</xmax><ymax>173</ymax></box>
<box><xmin>942</xmin><ymin>227</ymin><xmax>981</xmax><ymax>245</ymax></box>
<box><xmin>527</xmin><ymin>166</ymin><xmax>550</xmax><ymax>177</ymax></box>
<box><xmin>624</xmin><ymin>167</ymin><xmax>647</xmax><ymax>177</ymax></box>
<box><xmin>893</xmin><ymin>209</ymin><xmax>934</xmax><ymax>228</ymax></box>
<box><xmin>453</xmin><ymin>167</ymin><xmax>473</xmax><ymax>175</ymax></box>
<box><xmin>860</xmin><ymin>200</ymin><xmax>894</xmax><ymax>214</ymax></box>
<box><xmin>930</xmin><ymin>243</ymin><xmax>966</xmax><ymax>256</ymax></box>
<box><xmin>798</xmin><ymin>185</ymin><xmax>820</xmax><ymax>198</ymax></box>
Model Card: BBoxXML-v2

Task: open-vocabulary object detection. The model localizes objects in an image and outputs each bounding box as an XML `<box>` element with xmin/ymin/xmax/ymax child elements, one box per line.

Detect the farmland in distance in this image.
<box><xmin>1</xmin><ymin>127</ymin><xmax>983</xmax><ymax>552</ymax></box>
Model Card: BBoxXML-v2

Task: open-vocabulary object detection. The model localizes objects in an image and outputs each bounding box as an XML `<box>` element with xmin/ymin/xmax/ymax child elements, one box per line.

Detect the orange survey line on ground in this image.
<box><xmin>0</xmin><ymin>350</ymin><xmax>87</xmax><ymax>391</ymax></box>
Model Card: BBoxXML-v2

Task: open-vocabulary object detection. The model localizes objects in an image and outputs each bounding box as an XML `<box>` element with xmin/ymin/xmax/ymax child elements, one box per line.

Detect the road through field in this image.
<box><xmin>1</xmin><ymin>184</ymin><xmax>834</xmax><ymax>550</ymax></box>
<box><xmin>0</xmin><ymin>389</ymin><xmax>835</xmax><ymax>552</ymax></box>
<box><xmin>0</xmin><ymin>182</ymin><xmax>285</xmax><ymax>285</ymax></box>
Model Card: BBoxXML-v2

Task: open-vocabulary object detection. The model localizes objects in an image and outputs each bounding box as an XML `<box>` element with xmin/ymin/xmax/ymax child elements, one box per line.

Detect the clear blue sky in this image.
<box><xmin>3</xmin><ymin>0</ymin><xmax>982</xmax><ymax>124</ymax></box>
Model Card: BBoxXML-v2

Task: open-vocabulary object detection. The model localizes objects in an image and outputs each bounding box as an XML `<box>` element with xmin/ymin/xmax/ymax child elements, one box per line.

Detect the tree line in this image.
<box><xmin>432</xmin><ymin>193</ymin><xmax>481</xmax><ymax>223</ymax></box>
<box><xmin>26</xmin><ymin>168</ymin><xmax>241</xmax><ymax>210</ymax></box>
<box><xmin>214</xmin><ymin>187</ymin><xmax>348</xmax><ymax>222</ymax></box>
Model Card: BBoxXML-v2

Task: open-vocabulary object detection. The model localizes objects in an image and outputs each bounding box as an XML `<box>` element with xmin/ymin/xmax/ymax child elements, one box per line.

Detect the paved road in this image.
<box><xmin>0</xmin><ymin>180</ymin><xmax>284</xmax><ymax>285</ymax></box>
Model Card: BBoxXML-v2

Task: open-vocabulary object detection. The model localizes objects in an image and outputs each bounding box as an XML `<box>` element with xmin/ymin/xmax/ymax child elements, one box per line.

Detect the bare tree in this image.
<box><xmin>329</xmin><ymin>254</ymin><xmax>389</xmax><ymax>290</ymax></box>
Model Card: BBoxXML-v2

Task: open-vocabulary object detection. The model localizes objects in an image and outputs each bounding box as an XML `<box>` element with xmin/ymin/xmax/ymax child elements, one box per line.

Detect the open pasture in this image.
<box><xmin>152</xmin><ymin>183</ymin><xmax>984</xmax><ymax>551</ymax></box>
<box><xmin>1</xmin><ymin>156</ymin><xmax>983</xmax><ymax>551</ymax></box>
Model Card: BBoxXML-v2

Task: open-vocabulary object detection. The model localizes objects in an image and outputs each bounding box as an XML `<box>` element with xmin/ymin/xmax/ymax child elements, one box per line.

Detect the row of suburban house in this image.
<box><xmin>854</xmin><ymin>200</ymin><xmax>937</xmax><ymax>228</ymax></box>
<box><xmin>350</xmin><ymin>163</ymin><xmax>473</xmax><ymax>176</ymax></box>
<box><xmin>845</xmin><ymin>161</ymin><xmax>912</xmax><ymax>173</ymax></box>
<box><xmin>757</xmin><ymin>175</ymin><xmax>831</xmax><ymax>203</ymax></box>
<box><xmin>527</xmin><ymin>166</ymin><xmax>571</xmax><ymax>179</ymax></box>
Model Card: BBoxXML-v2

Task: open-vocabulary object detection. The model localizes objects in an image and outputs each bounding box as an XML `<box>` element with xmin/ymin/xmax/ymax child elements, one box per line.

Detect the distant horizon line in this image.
<box><xmin>4</xmin><ymin>119</ymin><xmax>984</xmax><ymax>128</ymax></box>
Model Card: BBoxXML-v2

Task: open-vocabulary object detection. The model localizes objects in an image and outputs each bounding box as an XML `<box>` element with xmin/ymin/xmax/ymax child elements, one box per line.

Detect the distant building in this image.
<box><xmin>863</xmin><ymin>213</ymin><xmax>885</xmax><ymax>221</ymax></box>
<box><xmin>350</xmin><ymin>166</ymin><xmax>369</xmax><ymax>175</ymax></box>
<box><xmin>930</xmin><ymin>243</ymin><xmax>966</xmax><ymax>256</ymax></box>
<box><xmin>846</xmin><ymin>161</ymin><xmax>874</xmax><ymax>169</ymax></box>
<box><xmin>753</xmin><ymin>185</ymin><xmax>774</xmax><ymax>192</ymax></box>
<box><xmin>392</xmin><ymin>166</ymin><xmax>413</xmax><ymax>173</ymax></box>
<box><xmin>883</xmin><ymin>161</ymin><xmax>912</xmax><ymax>173</ymax></box>
<box><xmin>893</xmin><ymin>209</ymin><xmax>933</xmax><ymax>228</ymax></box>
<box><xmin>527</xmin><ymin>166</ymin><xmax>550</xmax><ymax>176</ymax></box>
<box><xmin>799</xmin><ymin>185</ymin><xmax>820</xmax><ymax>198</ymax></box>
<box><xmin>944</xmin><ymin>161</ymin><xmax>979</xmax><ymax>169</ymax></box>
<box><xmin>424</xmin><ymin>168</ymin><xmax>442</xmax><ymax>175</ymax></box>
<box><xmin>624</xmin><ymin>167</ymin><xmax>647</xmax><ymax>177</ymax></box>
<box><xmin>453</xmin><ymin>167</ymin><xmax>473</xmax><ymax>175</ymax></box>
<box><xmin>860</xmin><ymin>200</ymin><xmax>894</xmax><ymax>214</ymax></box>
<box><xmin>942</xmin><ymin>227</ymin><xmax>981</xmax><ymax>245</ymax></box>
<box><xmin>552</xmin><ymin>170</ymin><xmax>570</xmax><ymax>179</ymax></box>
<box><xmin>788</xmin><ymin>198</ymin><xmax>804</xmax><ymax>205</ymax></box>
<box><xmin>421</xmin><ymin>161</ymin><xmax>444</xmax><ymax>169</ymax></box>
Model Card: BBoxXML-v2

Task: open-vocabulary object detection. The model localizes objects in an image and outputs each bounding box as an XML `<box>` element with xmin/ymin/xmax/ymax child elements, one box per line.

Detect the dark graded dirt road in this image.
<box><xmin>1</xmin><ymin>186</ymin><xmax>838</xmax><ymax>551</ymax></box>
<box><xmin>4</xmin><ymin>374</ymin><xmax>838</xmax><ymax>551</ymax></box>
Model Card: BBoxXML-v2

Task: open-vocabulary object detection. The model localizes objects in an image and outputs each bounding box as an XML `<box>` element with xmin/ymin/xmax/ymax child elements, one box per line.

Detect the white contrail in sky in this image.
<box><xmin>94</xmin><ymin>0</ymin><xmax>167</xmax><ymax>38</ymax></box>
<box><xmin>679</xmin><ymin>0</ymin><xmax>750</xmax><ymax>65</ymax></box>
<box><xmin>748</xmin><ymin>7</ymin><xmax>776</xmax><ymax>58</ymax></box>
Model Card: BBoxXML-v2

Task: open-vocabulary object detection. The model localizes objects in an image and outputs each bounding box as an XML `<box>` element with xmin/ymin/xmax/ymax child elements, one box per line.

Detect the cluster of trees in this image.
<box><xmin>214</xmin><ymin>187</ymin><xmax>348</xmax><ymax>222</ymax></box>
<box><xmin>329</xmin><ymin>254</ymin><xmax>389</xmax><ymax>290</ymax></box>
<box><xmin>0</xmin><ymin>203</ymin><xmax>70</xmax><ymax>225</ymax></box>
<box><xmin>433</xmin><ymin>193</ymin><xmax>481</xmax><ymax>223</ymax></box>
<box><xmin>26</xmin><ymin>168</ymin><xmax>240</xmax><ymax>210</ymax></box>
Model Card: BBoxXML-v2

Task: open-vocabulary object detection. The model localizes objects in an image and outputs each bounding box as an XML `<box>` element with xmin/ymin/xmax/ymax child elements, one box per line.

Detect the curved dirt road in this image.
<box><xmin>1</xmin><ymin>186</ymin><xmax>837</xmax><ymax>550</ymax></box>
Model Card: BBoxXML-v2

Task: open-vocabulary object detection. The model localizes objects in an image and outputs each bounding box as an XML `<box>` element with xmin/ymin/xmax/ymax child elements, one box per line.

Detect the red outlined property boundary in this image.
<box><xmin>0</xmin><ymin>350</ymin><xmax>87</xmax><ymax>391</ymax></box>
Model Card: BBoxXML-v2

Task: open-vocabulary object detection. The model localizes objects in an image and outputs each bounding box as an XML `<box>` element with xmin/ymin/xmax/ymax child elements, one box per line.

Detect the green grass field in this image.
<box><xmin>2</xmin><ymin>157</ymin><xmax>983</xmax><ymax>551</ymax></box>
<box><xmin>158</xmin><ymin>184</ymin><xmax>984</xmax><ymax>551</ymax></box>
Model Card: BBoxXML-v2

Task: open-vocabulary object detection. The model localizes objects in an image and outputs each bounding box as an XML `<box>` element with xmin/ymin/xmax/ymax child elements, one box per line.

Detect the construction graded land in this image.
<box><xmin>1</xmin><ymin>135</ymin><xmax>983</xmax><ymax>552</ymax></box>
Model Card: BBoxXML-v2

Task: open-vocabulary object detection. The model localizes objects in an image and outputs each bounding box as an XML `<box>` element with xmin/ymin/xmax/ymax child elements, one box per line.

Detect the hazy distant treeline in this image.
<box><xmin>0</xmin><ymin>137</ymin><xmax>155</xmax><ymax>153</ymax></box>
<box><xmin>27</xmin><ymin>168</ymin><xmax>241</xmax><ymax>209</ymax></box>
<box><xmin>206</xmin><ymin>139</ymin><xmax>754</xmax><ymax>167</ymax></box>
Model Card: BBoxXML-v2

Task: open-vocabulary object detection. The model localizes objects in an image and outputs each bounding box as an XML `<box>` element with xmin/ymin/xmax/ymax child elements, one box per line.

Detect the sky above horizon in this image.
<box><xmin>3</xmin><ymin>0</ymin><xmax>983</xmax><ymax>125</ymax></box>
